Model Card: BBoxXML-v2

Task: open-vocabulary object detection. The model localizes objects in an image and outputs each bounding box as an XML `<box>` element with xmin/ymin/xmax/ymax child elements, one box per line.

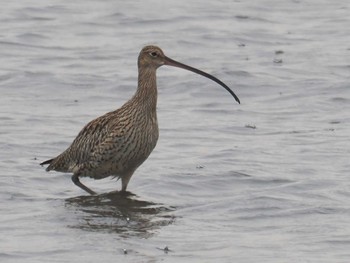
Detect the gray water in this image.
<box><xmin>1</xmin><ymin>0</ymin><xmax>350</xmax><ymax>262</ymax></box>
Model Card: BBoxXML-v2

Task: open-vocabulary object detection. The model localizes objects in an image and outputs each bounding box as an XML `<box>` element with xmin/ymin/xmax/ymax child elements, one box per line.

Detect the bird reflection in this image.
<box><xmin>65</xmin><ymin>191</ymin><xmax>175</xmax><ymax>238</ymax></box>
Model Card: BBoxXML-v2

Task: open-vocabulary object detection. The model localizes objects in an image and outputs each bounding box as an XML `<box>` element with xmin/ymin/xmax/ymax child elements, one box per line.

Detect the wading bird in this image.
<box><xmin>40</xmin><ymin>45</ymin><xmax>240</xmax><ymax>195</ymax></box>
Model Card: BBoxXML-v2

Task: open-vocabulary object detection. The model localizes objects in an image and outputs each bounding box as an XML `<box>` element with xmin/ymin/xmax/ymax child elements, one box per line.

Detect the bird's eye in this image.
<box><xmin>149</xmin><ymin>52</ymin><xmax>158</xmax><ymax>57</ymax></box>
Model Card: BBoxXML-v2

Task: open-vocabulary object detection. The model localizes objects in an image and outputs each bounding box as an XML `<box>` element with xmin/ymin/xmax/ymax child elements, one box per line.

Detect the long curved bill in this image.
<box><xmin>164</xmin><ymin>56</ymin><xmax>240</xmax><ymax>104</ymax></box>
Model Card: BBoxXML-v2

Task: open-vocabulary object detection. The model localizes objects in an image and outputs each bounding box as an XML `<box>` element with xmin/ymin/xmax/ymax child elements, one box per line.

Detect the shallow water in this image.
<box><xmin>1</xmin><ymin>0</ymin><xmax>350</xmax><ymax>262</ymax></box>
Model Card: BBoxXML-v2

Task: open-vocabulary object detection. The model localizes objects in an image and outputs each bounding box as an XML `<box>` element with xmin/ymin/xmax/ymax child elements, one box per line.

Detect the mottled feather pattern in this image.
<box><xmin>47</xmin><ymin>92</ymin><xmax>159</xmax><ymax>181</ymax></box>
<box><xmin>41</xmin><ymin>45</ymin><xmax>239</xmax><ymax>194</ymax></box>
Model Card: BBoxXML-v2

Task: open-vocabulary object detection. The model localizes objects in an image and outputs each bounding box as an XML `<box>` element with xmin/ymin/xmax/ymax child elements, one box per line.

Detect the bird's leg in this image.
<box><xmin>72</xmin><ymin>174</ymin><xmax>97</xmax><ymax>195</ymax></box>
<box><xmin>121</xmin><ymin>171</ymin><xmax>134</xmax><ymax>192</ymax></box>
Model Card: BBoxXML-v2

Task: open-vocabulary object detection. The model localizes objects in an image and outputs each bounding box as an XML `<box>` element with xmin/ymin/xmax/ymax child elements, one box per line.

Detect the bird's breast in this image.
<box><xmin>117</xmin><ymin>112</ymin><xmax>159</xmax><ymax>169</ymax></box>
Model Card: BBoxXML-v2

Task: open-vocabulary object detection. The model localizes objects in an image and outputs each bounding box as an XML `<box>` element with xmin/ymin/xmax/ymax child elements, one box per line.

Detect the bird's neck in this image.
<box><xmin>132</xmin><ymin>68</ymin><xmax>158</xmax><ymax>114</ymax></box>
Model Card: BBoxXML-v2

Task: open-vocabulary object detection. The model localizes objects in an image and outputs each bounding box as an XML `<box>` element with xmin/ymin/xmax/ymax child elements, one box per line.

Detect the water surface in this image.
<box><xmin>1</xmin><ymin>0</ymin><xmax>350</xmax><ymax>262</ymax></box>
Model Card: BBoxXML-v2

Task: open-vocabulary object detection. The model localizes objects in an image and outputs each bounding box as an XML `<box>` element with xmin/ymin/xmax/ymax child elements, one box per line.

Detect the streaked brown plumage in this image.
<box><xmin>41</xmin><ymin>45</ymin><xmax>240</xmax><ymax>195</ymax></box>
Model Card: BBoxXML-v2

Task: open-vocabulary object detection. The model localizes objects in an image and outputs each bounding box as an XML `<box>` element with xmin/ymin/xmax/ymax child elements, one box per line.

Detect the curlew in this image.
<box><xmin>40</xmin><ymin>45</ymin><xmax>240</xmax><ymax>195</ymax></box>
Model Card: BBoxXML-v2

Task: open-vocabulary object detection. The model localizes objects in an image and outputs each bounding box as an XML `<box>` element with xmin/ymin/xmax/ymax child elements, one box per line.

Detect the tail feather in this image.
<box><xmin>40</xmin><ymin>156</ymin><xmax>71</xmax><ymax>172</ymax></box>
<box><xmin>40</xmin><ymin>158</ymin><xmax>53</xmax><ymax>166</ymax></box>
<box><xmin>40</xmin><ymin>158</ymin><xmax>54</xmax><ymax>171</ymax></box>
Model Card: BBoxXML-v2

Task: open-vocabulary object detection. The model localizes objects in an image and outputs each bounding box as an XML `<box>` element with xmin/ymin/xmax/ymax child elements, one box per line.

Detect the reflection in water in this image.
<box><xmin>65</xmin><ymin>191</ymin><xmax>176</xmax><ymax>238</ymax></box>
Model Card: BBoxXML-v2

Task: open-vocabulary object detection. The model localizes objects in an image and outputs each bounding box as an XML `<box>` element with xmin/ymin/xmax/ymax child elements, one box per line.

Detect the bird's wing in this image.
<box><xmin>47</xmin><ymin>110</ymin><xmax>121</xmax><ymax>172</ymax></box>
<box><xmin>71</xmin><ymin>110</ymin><xmax>135</xmax><ymax>174</ymax></box>
<box><xmin>68</xmin><ymin>111</ymin><xmax>117</xmax><ymax>161</ymax></box>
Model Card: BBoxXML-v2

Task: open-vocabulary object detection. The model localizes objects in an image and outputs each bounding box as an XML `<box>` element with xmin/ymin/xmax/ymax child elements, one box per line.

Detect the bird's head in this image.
<box><xmin>137</xmin><ymin>45</ymin><xmax>240</xmax><ymax>104</ymax></box>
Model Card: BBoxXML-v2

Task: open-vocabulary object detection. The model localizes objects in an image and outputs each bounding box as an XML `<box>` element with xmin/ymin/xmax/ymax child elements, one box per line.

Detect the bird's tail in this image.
<box><xmin>40</xmin><ymin>158</ymin><xmax>54</xmax><ymax>167</ymax></box>
<box><xmin>40</xmin><ymin>156</ymin><xmax>70</xmax><ymax>172</ymax></box>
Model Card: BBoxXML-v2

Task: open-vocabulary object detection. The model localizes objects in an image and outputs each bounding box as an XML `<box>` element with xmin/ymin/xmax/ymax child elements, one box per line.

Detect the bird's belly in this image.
<box><xmin>117</xmin><ymin>135</ymin><xmax>157</xmax><ymax>170</ymax></box>
<box><xmin>87</xmin><ymin>123</ymin><xmax>159</xmax><ymax>179</ymax></box>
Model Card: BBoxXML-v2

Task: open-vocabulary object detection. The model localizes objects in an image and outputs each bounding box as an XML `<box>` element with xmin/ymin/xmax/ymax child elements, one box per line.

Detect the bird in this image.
<box><xmin>40</xmin><ymin>45</ymin><xmax>240</xmax><ymax>195</ymax></box>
